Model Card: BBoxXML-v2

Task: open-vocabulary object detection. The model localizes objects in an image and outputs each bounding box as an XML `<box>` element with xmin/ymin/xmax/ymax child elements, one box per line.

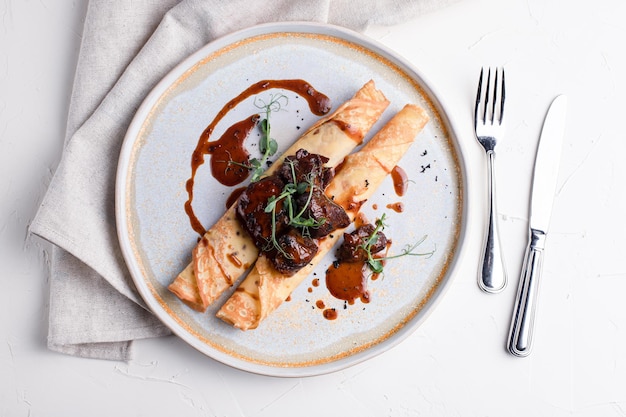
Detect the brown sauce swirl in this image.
<box><xmin>184</xmin><ymin>79</ymin><xmax>332</xmax><ymax>235</ymax></box>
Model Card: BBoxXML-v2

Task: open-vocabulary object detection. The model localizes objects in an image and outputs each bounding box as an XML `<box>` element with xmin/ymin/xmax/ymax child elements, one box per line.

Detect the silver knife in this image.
<box><xmin>507</xmin><ymin>94</ymin><xmax>567</xmax><ymax>357</ymax></box>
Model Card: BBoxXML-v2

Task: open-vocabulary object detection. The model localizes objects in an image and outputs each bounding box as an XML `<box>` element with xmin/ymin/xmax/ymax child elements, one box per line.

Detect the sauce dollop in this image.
<box><xmin>386</xmin><ymin>202</ymin><xmax>404</xmax><ymax>213</ymax></box>
<box><xmin>208</xmin><ymin>115</ymin><xmax>259</xmax><ymax>187</ymax></box>
<box><xmin>325</xmin><ymin>261</ymin><xmax>372</xmax><ymax>305</ymax></box>
<box><xmin>323</xmin><ymin>219</ymin><xmax>388</xmax><ymax>319</ymax></box>
<box><xmin>323</xmin><ymin>308</ymin><xmax>338</xmax><ymax>320</ymax></box>
<box><xmin>391</xmin><ymin>165</ymin><xmax>409</xmax><ymax>196</ymax></box>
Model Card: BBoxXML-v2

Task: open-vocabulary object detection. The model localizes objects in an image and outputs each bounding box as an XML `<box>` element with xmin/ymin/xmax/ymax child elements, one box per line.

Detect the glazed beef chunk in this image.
<box><xmin>272</xmin><ymin>229</ymin><xmax>319</xmax><ymax>275</ymax></box>
<box><xmin>337</xmin><ymin>223</ymin><xmax>388</xmax><ymax>263</ymax></box>
<box><xmin>236</xmin><ymin>175</ymin><xmax>288</xmax><ymax>248</ymax></box>
<box><xmin>294</xmin><ymin>188</ymin><xmax>350</xmax><ymax>238</ymax></box>
<box><xmin>277</xmin><ymin>148</ymin><xmax>334</xmax><ymax>189</ymax></box>
<box><xmin>280</xmin><ymin>149</ymin><xmax>349</xmax><ymax>238</ymax></box>
<box><xmin>236</xmin><ymin>148</ymin><xmax>351</xmax><ymax>276</ymax></box>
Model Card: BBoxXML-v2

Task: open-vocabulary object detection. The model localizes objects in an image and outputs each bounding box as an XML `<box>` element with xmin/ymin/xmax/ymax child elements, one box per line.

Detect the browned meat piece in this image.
<box><xmin>277</xmin><ymin>148</ymin><xmax>334</xmax><ymax>189</ymax></box>
<box><xmin>237</xmin><ymin>149</ymin><xmax>351</xmax><ymax>276</ymax></box>
<box><xmin>271</xmin><ymin>229</ymin><xmax>319</xmax><ymax>275</ymax></box>
<box><xmin>337</xmin><ymin>223</ymin><xmax>388</xmax><ymax>263</ymax></box>
<box><xmin>294</xmin><ymin>188</ymin><xmax>350</xmax><ymax>238</ymax></box>
<box><xmin>236</xmin><ymin>175</ymin><xmax>288</xmax><ymax>248</ymax></box>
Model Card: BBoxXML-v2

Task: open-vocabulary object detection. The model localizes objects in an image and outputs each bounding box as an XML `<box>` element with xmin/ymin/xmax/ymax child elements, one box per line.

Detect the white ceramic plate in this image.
<box><xmin>116</xmin><ymin>22</ymin><xmax>466</xmax><ymax>377</ymax></box>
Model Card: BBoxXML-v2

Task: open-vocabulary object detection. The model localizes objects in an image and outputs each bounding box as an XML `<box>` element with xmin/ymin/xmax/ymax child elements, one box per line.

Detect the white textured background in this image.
<box><xmin>2</xmin><ymin>0</ymin><xmax>625</xmax><ymax>415</ymax></box>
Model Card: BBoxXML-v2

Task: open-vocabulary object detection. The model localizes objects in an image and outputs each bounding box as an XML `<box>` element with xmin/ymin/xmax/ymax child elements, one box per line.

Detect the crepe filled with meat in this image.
<box><xmin>216</xmin><ymin>103</ymin><xmax>430</xmax><ymax>329</ymax></box>
<box><xmin>168</xmin><ymin>80</ymin><xmax>389</xmax><ymax>311</ymax></box>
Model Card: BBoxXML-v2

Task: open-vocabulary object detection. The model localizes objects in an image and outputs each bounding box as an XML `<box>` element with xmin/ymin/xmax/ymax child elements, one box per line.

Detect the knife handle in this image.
<box><xmin>507</xmin><ymin>228</ymin><xmax>545</xmax><ymax>357</ymax></box>
<box><xmin>478</xmin><ymin>151</ymin><xmax>507</xmax><ymax>293</ymax></box>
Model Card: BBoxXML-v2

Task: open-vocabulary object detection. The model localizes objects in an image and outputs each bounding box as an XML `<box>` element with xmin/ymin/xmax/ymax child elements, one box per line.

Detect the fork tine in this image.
<box><xmin>476</xmin><ymin>67</ymin><xmax>484</xmax><ymax>106</ymax></box>
<box><xmin>491</xmin><ymin>69</ymin><xmax>498</xmax><ymax>124</ymax></box>
<box><xmin>483</xmin><ymin>68</ymin><xmax>491</xmax><ymax>124</ymax></box>
<box><xmin>499</xmin><ymin>69</ymin><xmax>506</xmax><ymax>123</ymax></box>
<box><xmin>475</xmin><ymin>67</ymin><xmax>484</xmax><ymax>127</ymax></box>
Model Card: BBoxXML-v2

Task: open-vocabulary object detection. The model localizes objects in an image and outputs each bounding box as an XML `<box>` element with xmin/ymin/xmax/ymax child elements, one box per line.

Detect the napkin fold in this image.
<box><xmin>31</xmin><ymin>0</ymin><xmax>453</xmax><ymax>361</ymax></box>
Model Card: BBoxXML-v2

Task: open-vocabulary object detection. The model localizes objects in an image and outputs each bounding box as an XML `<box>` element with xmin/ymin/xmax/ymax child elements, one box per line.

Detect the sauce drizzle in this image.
<box><xmin>184</xmin><ymin>79</ymin><xmax>332</xmax><ymax>235</ymax></box>
<box><xmin>225</xmin><ymin>186</ymin><xmax>247</xmax><ymax>210</ymax></box>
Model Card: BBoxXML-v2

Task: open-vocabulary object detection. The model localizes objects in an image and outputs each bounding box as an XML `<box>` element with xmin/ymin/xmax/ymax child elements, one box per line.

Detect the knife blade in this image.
<box><xmin>507</xmin><ymin>94</ymin><xmax>567</xmax><ymax>357</ymax></box>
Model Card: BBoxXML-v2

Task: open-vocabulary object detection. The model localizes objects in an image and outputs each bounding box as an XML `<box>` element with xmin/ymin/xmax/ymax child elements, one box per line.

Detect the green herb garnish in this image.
<box><xmin>360</xmin><ymin>213</ymin><xmax>434</xmax><ymax>274</ymax></box>
<box><xmin>262</xmin><ymin>160</ymin><xmax>326</xmax><ymax>255</ymax></box>
<box><xmin>248</xmin><ymin>93</ymin><xmax>287</xmax><ymax>182</ymax></box>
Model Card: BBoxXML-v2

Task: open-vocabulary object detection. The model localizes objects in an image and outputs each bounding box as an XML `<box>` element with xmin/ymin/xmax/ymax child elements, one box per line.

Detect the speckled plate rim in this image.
<box><xmin>116</xmin><ymin>21</ymin><xmax>468</xmax><ymax>377</ymax></box>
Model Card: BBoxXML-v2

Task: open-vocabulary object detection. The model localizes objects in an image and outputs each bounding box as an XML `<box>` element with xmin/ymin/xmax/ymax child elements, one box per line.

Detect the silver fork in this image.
<box><xmin>474</xmin><ymin>67</ymin><xmax>507</xmax><ymax>293</ymax></box>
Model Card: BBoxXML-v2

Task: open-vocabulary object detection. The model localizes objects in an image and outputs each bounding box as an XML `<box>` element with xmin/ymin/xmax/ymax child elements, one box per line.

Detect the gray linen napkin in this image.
<box><xmin>31</xmin><ymin>0</ymin><xmax>452</xmax><ymax>361</ymax></box>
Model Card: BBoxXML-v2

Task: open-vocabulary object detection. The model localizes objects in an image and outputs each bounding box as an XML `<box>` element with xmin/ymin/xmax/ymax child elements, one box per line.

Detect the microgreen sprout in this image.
<box><xmin>360</xmin><ymin>213</ymin><xmax>434</xmax><ymax>274</ymax></box>
<box><xmin>247</xmin><ymin>93</ymin><xmax>287</xmax><ymax>182</ymax></box>
<box><xmin>262</xmin><ymin>160</ymin><xmax>326</xmax><ymax>255</ymax></box>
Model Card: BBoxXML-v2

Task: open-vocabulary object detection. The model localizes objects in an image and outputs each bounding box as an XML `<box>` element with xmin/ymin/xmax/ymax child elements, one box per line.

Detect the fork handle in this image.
<box><xmin>478</xmin><ymin>150</ymin><xmax>507</xmax><ymax>293</ymax></box>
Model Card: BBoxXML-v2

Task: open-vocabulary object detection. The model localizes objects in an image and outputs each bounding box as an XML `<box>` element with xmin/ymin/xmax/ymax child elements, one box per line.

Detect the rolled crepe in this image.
<box><xmin>169</xmin><ymin>80</ymin><xmax>389</xmax><ymax>311</ymax></box>
<box><xmin>216</xmin><ymin>104</ymin><xmax>430</xmax><ymax>330</ymax></box>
